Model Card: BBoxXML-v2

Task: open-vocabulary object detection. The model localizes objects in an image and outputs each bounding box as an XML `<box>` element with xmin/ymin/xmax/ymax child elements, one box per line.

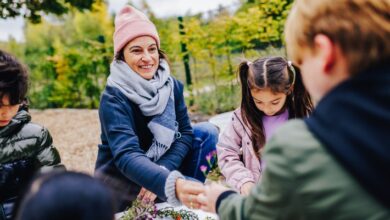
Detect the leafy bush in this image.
<box><xmin>2</xmin><ymin>0</ymin><xmax>291</xmax><ymax>114</ymax></box>
<box><xmin>189</xmin><ymin>82</ymin><xmax>240</xmax><ymax>115</ymax></box>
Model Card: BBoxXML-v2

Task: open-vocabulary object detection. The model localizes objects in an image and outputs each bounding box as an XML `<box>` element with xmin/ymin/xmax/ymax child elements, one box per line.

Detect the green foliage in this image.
<box><xmin>174</xmin><ymin>0</ymin><xmax>292</xmax><ymax>115</ymax></box>
<box><xmin>190</xmin><ymin>83</ymin><xmax>241</xmax><ymax>115</ymax></box>
<box><xmin>0</xmin><ymin>0</ymin><xmax>95</xmax><ymax>23</ymax></box>
<box><xmin>2</xmin><ymin>1</ymin><xmax>292</xmax><ymax>114</ymax></box>
<box><xmin>20</xmin><ymin>2</ymin><xmax>113</xmax><ymax>108</ymax></box>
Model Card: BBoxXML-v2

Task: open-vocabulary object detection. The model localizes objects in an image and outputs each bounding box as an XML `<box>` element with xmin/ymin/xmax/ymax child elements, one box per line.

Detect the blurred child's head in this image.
<box><xmin>16</xmin><ymin>171</ymin><xmax>115</xmax><ymax>220</ymax></box>
<box><xmin>0</xmin><ymin>50</ymin><xmax>28</xmax><ymax>127</ymax></box>
<box><xmin>238</xmin><ymin>56</ymin><xmax>312</xmax><ymax>157</ymax></box>
<box><xmin>285</xmin><ymin>0</ymin><xmax>390</xmax><ymax>100</ymax></box>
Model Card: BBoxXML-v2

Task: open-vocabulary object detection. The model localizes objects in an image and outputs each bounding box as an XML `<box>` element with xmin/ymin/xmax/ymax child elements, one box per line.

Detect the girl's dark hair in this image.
<box><xmin>239</xmin><ymin>56</ymin><xmax>313</xmax><ymax>158</ymax></box>
<box><xmin>16</xmin><ymin>171</ymin><xmax>115</xmax><ymax>220</ymax></box>
<box><xmin>0</xmin><ymin>50</ymin><xmax>28</xmax><ymax>107</ymax></box>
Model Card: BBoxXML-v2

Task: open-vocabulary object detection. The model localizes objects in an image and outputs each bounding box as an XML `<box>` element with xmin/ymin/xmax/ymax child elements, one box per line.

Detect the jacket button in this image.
<box><xmin>247</xmin><ymin>142</ymin><xmax>250</xmax><ymax>145</ymax></box>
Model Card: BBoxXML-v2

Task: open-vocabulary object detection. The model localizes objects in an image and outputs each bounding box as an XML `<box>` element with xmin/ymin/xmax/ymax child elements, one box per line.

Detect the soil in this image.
<box><xmin>30</xmin><ymin>109</ymin><xmax>101</xmax><ymax>174</ymax></box>
<box><xmin>30</xmin><ymin>109</ymin><xmax>211</xmax><ymax>174</ymax></box>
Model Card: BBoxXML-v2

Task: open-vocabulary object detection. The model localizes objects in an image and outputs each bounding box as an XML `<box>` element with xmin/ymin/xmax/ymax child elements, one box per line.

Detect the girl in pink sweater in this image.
<box><xmin>217</xmin><ymin>56</ymin><xmax>313</xmax><ymax>195</ymax></box>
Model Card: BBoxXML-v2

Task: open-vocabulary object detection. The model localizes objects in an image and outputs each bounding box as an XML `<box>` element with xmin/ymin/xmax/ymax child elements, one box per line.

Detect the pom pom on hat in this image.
<box><xmin>113</xmin><ymin>5</ymin><xmax>160</xmax><ymax>54</ymax></box>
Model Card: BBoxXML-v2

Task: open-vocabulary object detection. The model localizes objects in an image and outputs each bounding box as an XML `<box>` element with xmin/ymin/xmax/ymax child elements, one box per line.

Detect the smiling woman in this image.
<box><xmin>115</xmin><ymin>35</ymin><xmax>167</xmax><ymax>81</ymax></box>
<box><xmin>122</xmin><ymin>36</ymin><xmax>159</xmax><ymax>80</ymax></box>
<box><xmin>95</xmin><ymin>5</ymin><xmax>218</xmax><ymax>212</ymax></box>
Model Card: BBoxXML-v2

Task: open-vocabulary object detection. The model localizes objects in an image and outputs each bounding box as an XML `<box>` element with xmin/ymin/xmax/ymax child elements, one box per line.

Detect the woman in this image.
<box><xmin>95</xmin><ymin>5</ymin><xmax>218</xmax><ymax>211</ymax></box>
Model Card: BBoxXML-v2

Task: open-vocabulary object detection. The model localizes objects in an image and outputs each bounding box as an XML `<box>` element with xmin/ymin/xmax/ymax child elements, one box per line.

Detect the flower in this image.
<box><xmin>200</xmin><ymin>165</ymin><xmax>208</xmax><ymax>176</ymax></box>
<box><xmin>206</xmin><ymin>153</ymin><xmax>212</xmax><ymax>162</ymax></box>
<box><xmin>206</xmin><ymin>153</ymin><xmax>213</xmax><ymax>167</ymax></box>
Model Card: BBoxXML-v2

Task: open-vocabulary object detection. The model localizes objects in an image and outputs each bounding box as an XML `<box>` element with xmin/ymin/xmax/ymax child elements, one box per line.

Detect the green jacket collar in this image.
<box><xmin>0</xmin><ymin>110</ymin><xmax>31</xmax><ymax>138</ymax></box>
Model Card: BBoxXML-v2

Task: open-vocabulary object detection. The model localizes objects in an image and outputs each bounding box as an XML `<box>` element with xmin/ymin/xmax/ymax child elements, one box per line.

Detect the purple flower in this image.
<box><xmin>200</xmin><ymin>165</ymin><xmax>208</xmax><ymax>176</ymax></box>
<box><xmin>206</xmin><ymin>153</ymin><xmax>212</xmax><ymax>162</ymax></box>
<box><xmin>211</xmin><ymin>150</ymin><xmax>218</xmax><ymax>161</ymax></box>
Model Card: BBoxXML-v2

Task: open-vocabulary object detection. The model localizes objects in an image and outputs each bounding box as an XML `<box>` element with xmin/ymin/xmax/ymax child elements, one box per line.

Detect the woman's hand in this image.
<box><xmin>240</xmin><ymin>182</ymin><xmax>255</xmax><ymax>196</ymax></box>
<box><xmin>197</xmin><ymin>182</ymin><xmax>231</xmax><ymax>213</ymax></box>
<box><xmin>175</xmin><ymin>178</ymin><xmax>204</xmax><ymax>209</ymax></box>
<box><xmin>138</xmin><ymin>187</ymin><xmax>157</xmax><ymax>204</ymax></box>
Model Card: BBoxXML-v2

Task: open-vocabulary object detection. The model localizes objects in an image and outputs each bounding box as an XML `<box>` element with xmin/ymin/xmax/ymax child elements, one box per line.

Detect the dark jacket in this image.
<box><xmin>306</xmin><ymin>64</ymin><xmax>390</xmax><ymax>208</ymax></box>
<box><xmin>0</xmin><ymin>110</ymin><xmax>62</xmax><ymax>220</ymax></box>
<box><xmin>95</xmin><ymin>77</ymin><xmax>193</xmax><ymax>201</ymax></box>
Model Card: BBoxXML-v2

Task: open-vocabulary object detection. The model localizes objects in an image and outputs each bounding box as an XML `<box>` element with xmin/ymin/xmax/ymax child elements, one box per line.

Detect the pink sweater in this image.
<box><xmin>217</xmin><ymin>108</ymin><xmax>289</xmax><ymax>191</ymax></box>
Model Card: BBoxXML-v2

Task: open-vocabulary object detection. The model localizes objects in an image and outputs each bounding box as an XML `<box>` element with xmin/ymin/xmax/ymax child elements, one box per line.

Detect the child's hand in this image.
<box><xmin>240</xmin><ymin>182</ymin><xmax>255</xmax><ymax>196</ymax></box>
<box><xmin>137</xmin><ymin>187</ymin><xmax>157</xmax><ymax>204</ymax></box>
<box><xmin>197</xmin><ymin>182</ymin><xmax>231</xmax><ymax>213</ymax></box>
<box><xmin>176</xmin><ymin>179</ymin><xmax>204</xmax><ymax>209</ymax></box>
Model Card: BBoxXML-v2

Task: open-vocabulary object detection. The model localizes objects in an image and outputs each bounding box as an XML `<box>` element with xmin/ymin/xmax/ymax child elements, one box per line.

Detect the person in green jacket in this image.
<box><xmin>0</xmin><ymin>50</ymin><xmax>63</xmax><ymax>220</ymax></box>
<box><xmin>196</xmin><ymin>0</ymin><xmax>390</xmax><ymax>219</ymax></box>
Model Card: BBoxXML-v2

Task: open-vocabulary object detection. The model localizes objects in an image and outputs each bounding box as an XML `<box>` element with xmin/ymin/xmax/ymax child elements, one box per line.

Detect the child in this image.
<box><xmin>0</xmin><ymin>50</ymin><xmax>63</xmax><ymax>220</ymax></box>
<box><xmin>197</xmin><ymin>0</ymin><xmax>390</xmax><ymax>219</ymax></box>
<box><xmin>16</xmin><ymin>171</ymin><xmax>115</xmax><ymax>220</ymax></box>
<box><xmin>217</xmin><ymin>56</ymin><xmax>313</xmax><ymax>195</ymax></box>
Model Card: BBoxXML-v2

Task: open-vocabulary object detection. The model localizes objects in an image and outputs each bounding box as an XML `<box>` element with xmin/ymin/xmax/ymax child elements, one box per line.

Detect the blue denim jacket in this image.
<box><xmin>95</xmin><ymin>77</ymin><xmax>193</xmax><ymax>200</ymax></box>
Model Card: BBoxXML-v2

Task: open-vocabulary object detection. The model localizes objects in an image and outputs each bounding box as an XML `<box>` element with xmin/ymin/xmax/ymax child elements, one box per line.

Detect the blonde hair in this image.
<box><xmin>285</xmin><ymin>0</ymin><xmax>390</xmax><ymax>75</ymax></box>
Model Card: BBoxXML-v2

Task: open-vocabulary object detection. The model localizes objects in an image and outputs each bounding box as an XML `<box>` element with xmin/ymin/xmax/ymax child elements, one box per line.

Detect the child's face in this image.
<box><xmin>251</xmin><ymin>88</ymin><xmax>287</xmax><ymax>116</ymax></box>
<box><xmin>0</xmin><ymin>95</ymin><xmax>20</xmax><ymax>127</ymax></box>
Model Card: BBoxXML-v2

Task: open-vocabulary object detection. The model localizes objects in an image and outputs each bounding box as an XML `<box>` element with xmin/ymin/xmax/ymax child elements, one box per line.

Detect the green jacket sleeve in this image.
<box><xmin>217</xmin><ymin>121</ymin><xmax>300</xmax><ymax>220</ymax></box>
<box><xmin>35</xmin><ymin>127</ymin><xmax>63</xmax><ymax>170</ymax></box>
<box><xmin>217</xmin><ymin>120</ymin><xmax>390</xmax><ymax>220</ymax></box>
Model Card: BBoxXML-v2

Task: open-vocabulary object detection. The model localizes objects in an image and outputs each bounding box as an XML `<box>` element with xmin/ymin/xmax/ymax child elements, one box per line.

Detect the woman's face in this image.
<box><xmin>123</xmin><ymin>36</ymin><xmax>159</xmax><ymax>80</ymax></box>
<box><xmin>251</xmin><ymin>88</ymin><xmax>287</xmax><ymax>116</ymax></box>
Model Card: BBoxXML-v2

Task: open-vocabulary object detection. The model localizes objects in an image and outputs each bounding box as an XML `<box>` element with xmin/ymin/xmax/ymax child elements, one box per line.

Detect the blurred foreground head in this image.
<box><xmin>285</xmin><ymin>0</ymin><xmax>390</xmax><ymax>74</ymax></box>
<box><xmin>285</xmin><ymin>0</ymin><xmax>390</xmax><ymax>101</ymax></box>
<box><xmin>16</xmin><ymin>171</ymin><xmax>115</xmax><ymax>220</ymax></box>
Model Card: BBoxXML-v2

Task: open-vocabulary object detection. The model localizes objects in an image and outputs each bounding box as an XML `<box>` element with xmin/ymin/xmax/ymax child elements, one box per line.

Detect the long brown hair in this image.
<box><xmin>239</xmin><ymin>56</ymin><xmax>313</xmax><ymax>158</ymax></box>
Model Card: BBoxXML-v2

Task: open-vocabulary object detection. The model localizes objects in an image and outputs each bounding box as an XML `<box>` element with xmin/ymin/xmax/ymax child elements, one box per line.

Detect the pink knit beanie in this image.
<box><xmin>113</xmin><ymin>5</ymin><xmax>160</xmax><ymax>54</ymax></box>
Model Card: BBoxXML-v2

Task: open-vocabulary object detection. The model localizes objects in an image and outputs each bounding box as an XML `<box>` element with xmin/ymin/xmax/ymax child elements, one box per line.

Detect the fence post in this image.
<box><xmin>177</xmin><ymin>16</ymin><xmax>194</xmax><ymax>106</ymax></box>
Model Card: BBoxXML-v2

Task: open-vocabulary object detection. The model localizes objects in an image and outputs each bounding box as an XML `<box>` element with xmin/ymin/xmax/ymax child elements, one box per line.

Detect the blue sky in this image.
<box><xmin>0</xmin><ymin>0</ymin><xmax>238</xmax><ymax>42</ymax></box>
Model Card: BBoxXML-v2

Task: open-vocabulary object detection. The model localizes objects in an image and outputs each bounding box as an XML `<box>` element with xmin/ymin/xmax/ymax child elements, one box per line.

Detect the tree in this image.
<box><xmin>0</xmin><ymin>0</ymin><xmax>95</xmax><ymax>23</ymax></box>
<box><xmin>234</xmin><ymin>0</ymin><xmax>293</xmax><ymax>47</ymax></box>
<box><xmin>2</xmin><ymin>0</ymin><xmax>292</xmax><ymax>113</ymax></box>
<box><xmin>20</xmin><ymin>1</ymin><xmax>113</xmax><ymax>108</ymax></box>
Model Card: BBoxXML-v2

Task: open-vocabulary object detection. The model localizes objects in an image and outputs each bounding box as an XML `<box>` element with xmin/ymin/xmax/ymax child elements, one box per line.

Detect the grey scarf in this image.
<box><xmin>107</xmin><ymin>59</ymin><xmax>177</xmax><ymax>161</ymax></box>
